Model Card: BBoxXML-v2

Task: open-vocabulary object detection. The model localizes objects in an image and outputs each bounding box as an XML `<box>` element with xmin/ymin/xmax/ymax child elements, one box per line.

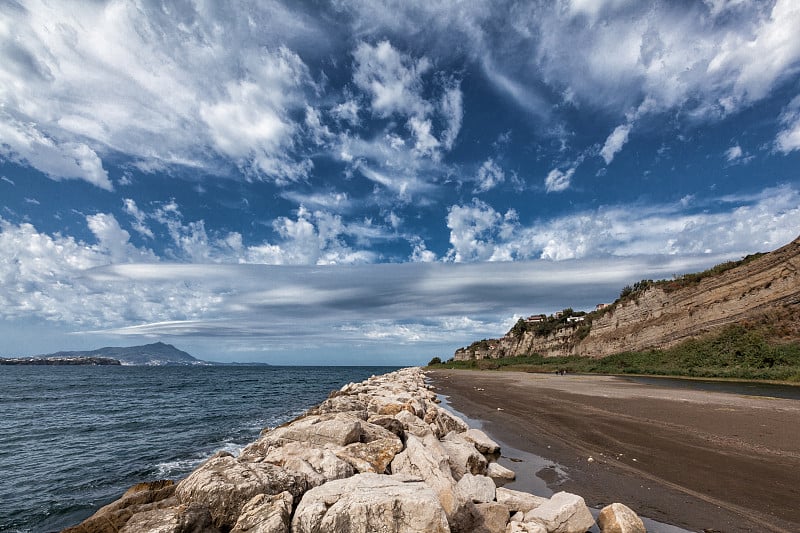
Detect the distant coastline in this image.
<box><xmin>0</xmin><ymin>356</ymin><xmax>121</xmax><ymax>366</ymax></box>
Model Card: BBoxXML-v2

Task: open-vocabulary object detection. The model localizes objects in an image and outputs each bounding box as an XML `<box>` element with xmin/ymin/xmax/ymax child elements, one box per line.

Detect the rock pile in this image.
<box><xmin>64</xmin><ymin>367</ymin><xmax>646</xmax><ymax>533</ymax></box>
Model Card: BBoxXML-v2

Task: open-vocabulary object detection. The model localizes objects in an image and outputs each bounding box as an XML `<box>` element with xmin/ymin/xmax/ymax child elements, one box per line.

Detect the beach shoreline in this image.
<box><xmin>427</xmin><ymin>369</ymin><xmax>800</xmax><ymax>533</ymax></box>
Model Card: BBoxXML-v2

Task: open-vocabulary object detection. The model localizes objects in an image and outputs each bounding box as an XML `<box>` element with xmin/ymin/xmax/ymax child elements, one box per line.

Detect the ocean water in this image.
<box><xmin>0</xmin><ymin>365</ymin><xmax>398</xmax><ymax>533</ymax></box>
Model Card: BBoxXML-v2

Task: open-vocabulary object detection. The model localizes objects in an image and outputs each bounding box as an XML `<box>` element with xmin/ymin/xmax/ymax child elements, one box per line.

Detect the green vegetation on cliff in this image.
<box><xmin>432</xmin><ymin>325</ymin><xmax>800</xmax><ymax>382</ymax></box>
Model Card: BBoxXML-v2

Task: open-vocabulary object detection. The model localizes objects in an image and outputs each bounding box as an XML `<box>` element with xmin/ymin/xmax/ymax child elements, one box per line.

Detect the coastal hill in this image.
<box><xmin>1</xmin><ymin>342</ymin><xmax>206</xmax><ymax>366</ymax></box>
<box><xmin>455</xmin><ymin>234</ymin><xmax>800</xmax><ymax>361</ymax></box>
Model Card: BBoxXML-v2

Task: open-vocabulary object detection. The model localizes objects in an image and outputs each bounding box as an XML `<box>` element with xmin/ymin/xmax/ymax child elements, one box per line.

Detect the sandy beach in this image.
<box><xmin>427</xmin><ymin>370</ymin><xmax>800</xmax><ymax>533</ymax></box>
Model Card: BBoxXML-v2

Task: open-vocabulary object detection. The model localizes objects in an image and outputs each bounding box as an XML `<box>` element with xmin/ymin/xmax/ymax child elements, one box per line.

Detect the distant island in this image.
<box><xmin>0</xmin><ymin>342</ymin><xmax>208</xmax><ymax>366</ymax></box>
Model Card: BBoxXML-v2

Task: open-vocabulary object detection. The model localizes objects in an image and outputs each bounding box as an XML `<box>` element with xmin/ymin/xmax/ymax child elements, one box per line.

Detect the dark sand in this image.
<box><xmin>427</xmin><ymin>370</ymin><xmax>800</xmax><ymax>533</ymax></box>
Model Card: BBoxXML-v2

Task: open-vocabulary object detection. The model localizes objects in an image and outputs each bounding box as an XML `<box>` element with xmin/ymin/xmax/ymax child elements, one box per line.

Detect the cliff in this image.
<box><xmin>455</xmin><ymin>235</ymin><xmax>800</xmax><ymax>360</ymax></box>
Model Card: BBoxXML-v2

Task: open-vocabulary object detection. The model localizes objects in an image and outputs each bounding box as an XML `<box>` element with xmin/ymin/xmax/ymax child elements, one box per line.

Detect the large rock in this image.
<box><xmin>391</xmin><ymin>433</ymin><xmax>463</xmax><ymax>520</ymax></box>
<box><xmin>175</xmin><ymin>455</ymin><xmax>306</xmax><ymax>530</ymax></box>
<box><xmin>471</xmin><ymin>502</ymin><xmax>511</xmax><ymax>533</ymax></box>
<box><xmin>119</xmin><ymin>503</ymin><xmax>217</xmax><ymax>533</ymax></box>
<box><xmin>291</xmin><ymin>473</ymin><xmax>450</xmax><ymax>533</ymax></box>
<box><xmin>426</xmin><ymin>406</ymin><xmax>470</xmax><ymax>438</ymax></box>
<box><xmin>506</xmin><ymin>522</ymin><xmax>547</xmax><ymax>533</ymax></box>
<box><xmin>441</xmin><ymin>431</ymin><xmax>489</xmax><ymax>480</ymax></box>
<box><xmin>495</xmin><ymin>487</ymin><xmax>547</xmax><ymax>514</ymax></box>
<box><xmin>368</xmin><ymin>393</ymin><xmax>426</xmax><ymax>418</ymax></box>
<box><xmin>456</xmin><ymin>473</ymin><xmax>496</xmax><ymax>504</ymax></box>
<box><xmin>257</xmin><ymin>441</ymin><xmax>354</xmax><ymax>488</ymax></box>
<box><xmin>271</xmin><ymin>413</ymin><xmax>364</xmax><ymax>447</ymax></box>
<box><xmin>307</xmin><ymin>394</ymin><xmax>368</xmax><ymax>417</ymax></box>
<box><xmin>523</xmin><ymin>492</ymin><xmax>595</xmax><ymax>533</ymax></box>
<box><xmin>61</xmin><ymin>480</ymin><xmax>177</xmax><ymax>533</ymax></box>
<box><xmin>394</xmin><ymin>409</ymin><xmax>433</xmax><ymax>437</ymax></box>
<box><xmin>487</xmin><ymin>462</ymin><xmax>516</xmax><ymax>487</ymax></box>
<box><xmin>230</xmin><ymin>491</ymin><xmax>293</xmax><ymax>533</ymax></box>
<box><xmin>360</xmin><ymin>419</ymin><xmax>404</xmax><ymax>444</ymax></box>
<box><xmin>597</xmin><ymin>503</ymin><xmax>646</xmax><ymax>533</ymax></box>
<box><xmin>463</xmin><ymin>428</ymin><xmax>501</xmax><ymax>455</ymax></box>
<box><xmin>336</xmin><ymin>437</ymin><xmax>404</xmax><ymax>473</ymax></box>
<box><xmin>240</xmin><ymin>413</ymin><xmax>365</xmax><ymax>462</ymax></box>
<box><xmin>366</xmin><ymin>415</ymin><xmax>406</xmax><ymax>441</ymax></box>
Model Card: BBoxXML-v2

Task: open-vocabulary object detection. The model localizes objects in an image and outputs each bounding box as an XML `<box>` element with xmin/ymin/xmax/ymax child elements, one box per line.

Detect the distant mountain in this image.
<box><xmin>28</xmin><ymin>342</ymin><xmax>208</xmax><ymax>366</ymax></box>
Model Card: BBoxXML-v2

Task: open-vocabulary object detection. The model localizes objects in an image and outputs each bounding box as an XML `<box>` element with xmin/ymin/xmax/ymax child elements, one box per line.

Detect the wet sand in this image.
<box><xmin>427</xmin><ymin>370</ymin><xmax>800</xmax><ymax>533</ymax></box>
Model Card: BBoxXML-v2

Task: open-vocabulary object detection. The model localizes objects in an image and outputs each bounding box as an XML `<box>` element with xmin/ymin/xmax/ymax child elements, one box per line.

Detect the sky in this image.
<box><xmin>1</xmin><ymin>0</ymin><xmax>799</xmax><ymax>364</ymax></box>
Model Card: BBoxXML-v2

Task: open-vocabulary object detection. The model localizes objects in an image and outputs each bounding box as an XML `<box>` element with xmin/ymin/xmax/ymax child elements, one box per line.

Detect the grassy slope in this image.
<box><xmin>431</xmin><ymin>325</ymin><xmax>800</xmax><ymax>382</ymax></box>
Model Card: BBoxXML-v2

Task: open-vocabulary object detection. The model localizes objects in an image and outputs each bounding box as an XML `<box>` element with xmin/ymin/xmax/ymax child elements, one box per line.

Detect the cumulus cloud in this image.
<box><xmin>544</xmin><ymin>167</ymin><xmax>575</xmax><ymax>193</ymax></box>
<box><xmin>473</xmin><ymin>159</ymin><xmax>505</xmax><ymax>193</ymax></box>
<box><xmin>353</xmin><ymin>40</ymin><xmax>432</xmax><ymax>119</ymax></box>
<box><xmin>345</xmin><ymin>40</ymin><xmax>463</xmax><ymax>181</ymax></box>
<box><xmin>444</xmin><ymin>186</ymin><xmax>800</xmax><ymax>262</ymax></box>
<box><xmin>445</xmin><ymin>199</ymin><xmax>519</xmax><ymax>262</ymax></box>
<box><xmin>86</xmin><ymin>213</ymin><xmax>156</xmax><ymax>263</ymax></box>
<box><xmin>599</xmin><ymin>123</ymin><xmax>632</xmax><ymax>165</ymax></box>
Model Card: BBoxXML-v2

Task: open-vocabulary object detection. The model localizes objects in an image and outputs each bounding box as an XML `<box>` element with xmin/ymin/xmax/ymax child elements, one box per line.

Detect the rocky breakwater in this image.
<box><xmin>64</xmin><ymin>368</ymin><xmax>646</xmax><ymax>533</ymax></box>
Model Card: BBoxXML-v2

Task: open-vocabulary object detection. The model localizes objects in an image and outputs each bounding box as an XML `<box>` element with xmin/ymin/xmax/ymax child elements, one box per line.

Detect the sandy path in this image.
<box><xmin>427</xmin><ymin>370</ymin><xmax>800</xmax><ymax>533</ymax></box>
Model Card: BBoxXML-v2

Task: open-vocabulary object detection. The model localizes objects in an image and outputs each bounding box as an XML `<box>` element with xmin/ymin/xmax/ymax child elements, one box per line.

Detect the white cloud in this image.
<box><xmin>531</xmin><ymin>0</ymin><xmax>800</xmax><ymax>120</ymax></box>
<box><xmin>305</xmin><ymin>106</ymin><xmax>334</xmax><ymax>146</ymax></box>
<box><xmin>0</xmin><ymin>2</ymin><xmax>322</xmax><ymax>186</ymax></box>
<box><xmin>407</xmin><ymin>116</ymin><xmax>441</xmax><ymax>158</ymax></box>
<box><xmin>440</xmin><ymin>83</ymin><xmax>464</xmax><ymax>151</ymax></box>
<box><xmin>86</xmin><ymin>213</ymin><xmax>156</xmax><ymax>263</ymax></box>
<box><xmin>357</xmin><ymin>162</ymin><xmax>438</xmax><ymax>203</ymax></box>
<box><xmin>599</xmin><ymin>123</ymin><xmax>632</xmax><ymax>165</ymax></box>
<box><xmin>725</xmin><ymin>144</ymin><xmax>743</xmax><ymax>161</ymax></box>
<box><xmin>445</xmin><ymin>199</ymin><xmax>519</xmax><ymax>262</ymax></box>
<box><xmin>0</xmin><ymin>113</ymin><xmax>112</xmax><ymax>190</ymax></box>
<box><xmin>353</xmin><ymin>40</ymin><xmax>432</xmax><ymax>119</ymax></box>
<box><xmin>331</xmin><ymin>99</ymin><xmax>361</xmax><ymax>126</ymax></box>
<box><xmin>443</xmin><ymin>185</ymin><xmax>800</xmax><ymax>262</ymax></box>
<box><xmin>123</xmin><ymin>199</ymin><xmax>154</xmax><ymax>239</ymax></box>
<box><xmin>544</xmin><ymin>167</ymin><xmax>575</xmax><ymax>193</ymax></box>
<box><xmin>473</xmin><ymin>158</ymin><xmax>505</xmax><ymax>193</ymax></box>
<box><xmin>707</xmin><ymin>0</ymin><xmax>800</xmax><ymax>105</ymax></box>
<box><xmin>409</xmin><ymin>238</ymin><xmax>437</xmax><ymax>262</ymax></box>
<box><xmin>344</xmin><ymin>39</ymin><xmax>463</xmax><ymax>187</ymax></box>
<box><xmin>199</xmin><ymin>47</ymin><xmax>313</xmax><ymax>183</ymax></box>
<box><xmin>776</xmin><ymin>95</ymin><xmax>800</xmax><ymax>154</ymax></box>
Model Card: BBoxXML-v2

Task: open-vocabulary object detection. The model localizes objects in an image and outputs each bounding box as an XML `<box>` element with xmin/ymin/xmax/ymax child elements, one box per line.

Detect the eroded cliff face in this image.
<box><xmin>454</xmin><ymin>236</ymin><xmax>800</xmax><ymax>361</ymax></box>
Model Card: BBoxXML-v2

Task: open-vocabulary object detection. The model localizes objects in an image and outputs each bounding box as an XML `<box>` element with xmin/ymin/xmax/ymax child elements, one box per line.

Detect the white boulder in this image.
<box><xmin>495</xmin><ymin>487</ymin><xmax>547</xmax><ymax>514</ymax></box>
<box><xmin>230</xmin><ymin>491</ymin><xmax>293</xmax><ymax>533</ymax></box>
<box><xmin>463</xmin><ymin>428</ymin><xmax>501</xmax><ymax>455</ymax></box>
<box><xmin>523</xmin><ymin>491</ymin><xmax>595</xmax><ymax>533</ymax></box>
<box><xmin>597</xmin><ymin>503</ymin><xmax>646</xmax><ymax>533</ymax></box>
<box><xmin>291</xmin><ymin>473</ymin><xmax>450</xmax><ymax>533</ymax></box>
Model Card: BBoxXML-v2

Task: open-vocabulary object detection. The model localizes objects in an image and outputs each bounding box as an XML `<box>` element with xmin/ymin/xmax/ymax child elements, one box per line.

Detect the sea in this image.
<box><xmin>0</xmin><ymin>365</ymin><xmax>399</xmax><ymax>533</ymax></box>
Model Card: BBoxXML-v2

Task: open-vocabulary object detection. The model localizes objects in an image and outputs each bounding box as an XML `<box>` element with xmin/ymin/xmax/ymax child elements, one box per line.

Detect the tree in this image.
<box><xmin>428</xmin><ymin>356</ymin><xmax>442</xmax><ymax>366</ymax></box>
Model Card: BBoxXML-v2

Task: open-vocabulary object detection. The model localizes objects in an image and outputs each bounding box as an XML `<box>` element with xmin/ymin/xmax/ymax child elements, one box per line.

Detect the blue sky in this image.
<box><xmin>1</xmin><ymin>0</ymin><xmax>799</xmax><ymax>364</ymax></box>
